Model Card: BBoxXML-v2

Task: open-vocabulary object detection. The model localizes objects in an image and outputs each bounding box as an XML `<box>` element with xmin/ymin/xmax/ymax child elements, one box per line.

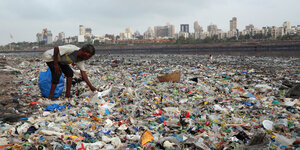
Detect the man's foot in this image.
<box><xmin>65</xmin><ymin>95</ymin><xmax>73</xmax><ymax>99</ymax></box>
<box><xmin>47</xmin><ymin>97</ymin><xmax>58</xmax><ymax>101</ymax></box>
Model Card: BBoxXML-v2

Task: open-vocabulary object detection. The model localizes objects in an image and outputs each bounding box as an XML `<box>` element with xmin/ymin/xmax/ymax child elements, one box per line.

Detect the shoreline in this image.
<box><xmin>1</xmin><ymin>49</ymin><xmax>300</xmax><ymax>57</ymax></box>
<box><xmin>1</xmin><ymin>40</ymin><xmax>300</xmax><ymax>53</ymax></box>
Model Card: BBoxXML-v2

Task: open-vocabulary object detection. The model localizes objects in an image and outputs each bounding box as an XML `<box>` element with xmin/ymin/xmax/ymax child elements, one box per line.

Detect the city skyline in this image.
<box><xmin>0</xmin><ymin>0</ymin><xmax>300</xmax><ymax>45</ymax></box>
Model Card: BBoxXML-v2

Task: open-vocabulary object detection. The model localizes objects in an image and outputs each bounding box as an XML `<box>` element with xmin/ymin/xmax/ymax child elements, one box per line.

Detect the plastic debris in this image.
<box><xmin>157</xmin><ymin>71</ymin><xmax>181</xmax><ymax>82</ymax></box>
<box><xmin>45</xmin><ymin>103</ymin><xmax>65</xmax><ymax>111</ymax></box>
<box><xmin>0</xmin><ymin>54</ymin><xmax>299</xmax><ymax>149</ymax></box>
<box><xmin>140</xmin><ymin>130</ymin><xmax>154</xmax><ymax>146</ymax></box>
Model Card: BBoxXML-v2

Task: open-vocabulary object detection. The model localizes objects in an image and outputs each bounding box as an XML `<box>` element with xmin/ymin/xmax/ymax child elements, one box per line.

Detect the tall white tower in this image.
<box><xmin>79</xmin><ymin>25</ymin><xmax>86</xmax><ymax>35</ymax></box>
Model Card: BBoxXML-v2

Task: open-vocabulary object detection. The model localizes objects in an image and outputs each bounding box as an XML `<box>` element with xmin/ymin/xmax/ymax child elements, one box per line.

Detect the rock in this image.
<box><xmin>285</xmin><ymin>84</ymin><xmax>300</xmax><ymax>98</ymax></box>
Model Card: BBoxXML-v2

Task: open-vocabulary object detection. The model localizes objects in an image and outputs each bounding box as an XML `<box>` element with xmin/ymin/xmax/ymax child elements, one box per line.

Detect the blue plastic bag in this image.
<box><xmin>38</xmin><ymin>68</ymin><xmax>64</xmax><ymax>98</ymax></box>
<box><xmin>45</xmin><ymin>104</ymin><xmax>65</xmax><ymax>111</ymax></box>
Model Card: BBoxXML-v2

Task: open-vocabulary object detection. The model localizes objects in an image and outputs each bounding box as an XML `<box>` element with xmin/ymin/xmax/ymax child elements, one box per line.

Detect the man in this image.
<box><xmin>42</xmin><ymin>44</ymin><xmax>97</xmax><ymax>99</ymax></box>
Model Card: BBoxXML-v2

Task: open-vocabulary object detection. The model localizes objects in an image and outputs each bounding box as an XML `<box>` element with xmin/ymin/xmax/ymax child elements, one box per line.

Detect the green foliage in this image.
<box><xmin>176</xmin><ymin>35</ymin><xmax>221</xmax><ymax>44</ymax></box>
<box><xmin>1</xmin><ymin>33</ymin><xmax>300</xmax><ymax>51</ymax></box>
<box><xmin>277</xmin><ymin>34</ymin><xmax>300</xmax><ymax>40</ymax></box>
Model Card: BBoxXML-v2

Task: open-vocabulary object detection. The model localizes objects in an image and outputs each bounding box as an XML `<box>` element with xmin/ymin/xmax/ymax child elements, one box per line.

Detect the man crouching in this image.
<box><xmin>42</xmin><ymin>44</ymin><xmax>97</xmax><ymax>99</ymax></box>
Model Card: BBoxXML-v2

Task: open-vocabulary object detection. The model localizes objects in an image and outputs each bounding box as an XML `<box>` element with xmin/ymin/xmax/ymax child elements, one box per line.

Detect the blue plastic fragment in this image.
<box><xmin>45</xmin><ymin>104</ymin><xmax>65</xmax><ymax>111</ymax></box>
<box><xmin>63</xmin><ymin>145</ymin><xmax>74</xmax><ymax>150</ymax></box>
<box><xmin>129</xmin><ymin>144</ymin><xmax>140</xmax><ymax>148</ymax></box>
<box><xmin>247</xmin><ymin>93</ymin><xmax>256</xmax><ymax>98</ymax></box>
<box><xmin>158</xmin><ymin>116</ymin><xmax>168</xmax><ymax>123</ymax></box>
<box><xmin>243</xmin><ymin>102</ymin><xmax>253</xmax><ymax>106</ymax></box>
<box><xmin>18</xmin><ymin>118</ymin><xmax>28</xmax><ymax>121</ymax></box>
<box><xmin>171</xmin><ymin>134</ymin><xmax>183</xmax><ymax>142</ymax></box>
<box><xmin>100</xmin><ymin>129</ymin><xmax>111</xmax><ymax>135</ymax></box>
<box><xmin>133</xmin><ymin>126</ymin><xmax>139</xmax><ymax>132</ymax></box>
<box><xmin>39</xmin><ymin>136</ymin><xmax>45</xmax><ymax>140</ymax></box>
<box><xmin>105</xmin><ymin>109</ymin><xmax>110</xmax><ymax>115</ymax></box>
<box><xmin>83</xmin><ymin>132</ymin><xmax>90</xmax><ymax>138</ymax></box>
<box><xmin>280</xmin><ymin>145</ymin><xmax>287</xmax><ymax>149</ymax></box>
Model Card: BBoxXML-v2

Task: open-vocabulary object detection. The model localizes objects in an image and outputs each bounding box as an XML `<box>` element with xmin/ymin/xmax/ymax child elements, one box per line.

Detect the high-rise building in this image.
<box><xmin>36</xmin><ymin>28</ymin><xmax>52</xmax><ymax>44</ymax></box>
<box><xmin>283</xmin><ymin>21</ymin><xmax>291</xmax><ymax>30</ymax></box>
<box><xmin>65</xmin><ymin>36</ymin><xmax>77</xmax><ymax>44</ymax></box>
<box><xmin>143</xmin><ymin>27</ymin><xmax>154</xmax><ymax>39</ymax></box>
<box><xmin>245</xmin><ymin>24</ymin><xmax>254</xmax><ymax>31</ymax></box>
<box><xmin>154</xmin><ymin>23</ymin><xmax>175</xmax><ymax>38</ymax></box>
<box><xmin>124</xmin><ymin>27</ymin><xmax>132</xmax><ymax>39</ymax></box>
<box><xmin>134</xmin><ymin>31</ymin><xmax>140</xmax><ymax>36</ymax></box>
<box><xmin>36</xmin><ymin>33</ymin><xmax>42</xmax><ymax>42</ymax></box>
<box><xmin>194</xmin><ymin>21</ymin><xmax>203</xmax><ymax>33</ymax></box>
<box><xmin>79</xmin><ymin>25</ymin><xmax>85</xmax><ymax>35</ymax></box>
<box><xmin>85</xmin><ymin>28</ymin><xmax>92</xmax><ymax>35</ymax></box>
<box><xmin>165</xmin><ymin>22</ymin><xmax>175</xmax><ymax>38</ymax></box>
<box><xmin>45</xmin><ymin>29</ymin><xmax>52</xmax><ymax>44</ymax></box>
<box><xmin>230</xmin><ymin>17</ymin><xmax>237</xmax><ymax>31</ymax></box>
<box><xmin>207</xmin><ymin>24</ymin><xmax>218</xmax><ymax>36</ymax></box>
<box><xmin>263</xmin><ymin>26</ymin><xmax>273</xmax><ymax>36</ymax></box>
<box><xmin>180</xmin><ymin>24</ymin><xmax>189</xmax><ymax>33</ymax></box>
<box><xmin>218</xmin><ymin>30</ymin><xmax>226</xmax><ymax>39</ymax></box>
<box><xmin>125</xmin><ymin>27</ymin><xmax>131</xmax><ymax>34</ymax></box>
<box><xmin>271</xmin><ymin>26</ymin><xmax>278</xmax><ymax>39</ymax></box>
<box><xmin>169</xmin><ymin>25</ymin><xmax>175</xmax><ymax>38</ymax></box>
<box><xmin>228</xmin><ymin>17</ymin><xmax>238</xmax><ymax>38</ymax></box>
<box><xmin>278</xmin><ymin>27</ymin><xmax>285</xmax><ymax>37</ymax></box>
<box><xmin>134</xmin><ymin>31</ymin><xmax>143</xmax><ymax>40</ymax></box>
<box><xmin>54</xmin><ymin>36</ymin><xmax>59</xmax><ymax>42</ymax></box>
<box><xmin>58</xmin><ymin>32</ymin><xmax>65</xmax><ymax>41</ymax></box>
<box><xmin>154</xmin><ymin>26</ymin><xmax>168</xmax><ymax>38</ymax></box>
<box><xmin>42</xmin><ymin>28</ymin><xmax>48</xmax><ymax>41</ymax></box>
<box><xmin>283</xmin><ymin>21</ymin><xmax>291</xmax><ymax>35</ymax></box>
<box><xmin>79</xmin><ymin>25</ymin><xmax>93</xmax><ymax>41</ymax></box>
<box><xmin>119</xmin><ymin>32</ymin><xmax>126</xmax><ymax>40</ymax></box>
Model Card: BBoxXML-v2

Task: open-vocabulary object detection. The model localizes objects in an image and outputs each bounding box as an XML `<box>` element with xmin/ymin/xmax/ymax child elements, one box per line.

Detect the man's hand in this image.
<box><xmin>90</xmin><ymin>86</ymin><xmax>97</xmax><ymax>92</ymax></box>
<box><xmin>81</xmin><ymin>70</ymin><xmax>97</xmax><ymax>92</ymax></box>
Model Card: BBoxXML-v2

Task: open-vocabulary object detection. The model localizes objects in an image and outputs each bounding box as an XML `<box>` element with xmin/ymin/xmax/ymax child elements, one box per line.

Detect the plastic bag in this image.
<box><xmin>38</xmin><ymin>68</ymin><xmax>64</xmax><ymax>98</ymax></box>
<box><xmin>45</xmin><ymin>104</ymin><xmax>65</xmax><ymax>111</ymax></box>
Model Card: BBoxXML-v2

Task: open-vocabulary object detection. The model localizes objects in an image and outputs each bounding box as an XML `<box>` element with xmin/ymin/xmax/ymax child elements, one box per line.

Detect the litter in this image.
<box><xmin>0</xmin><ymin>54</ymin><xmax>299</xmax><ymax>149</ymax></box>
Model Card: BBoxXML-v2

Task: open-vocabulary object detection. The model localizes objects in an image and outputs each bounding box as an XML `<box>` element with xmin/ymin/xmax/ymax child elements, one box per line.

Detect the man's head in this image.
<box><xmin>78</xmin><ymin>44</ymin><xmax>95</xmax><ymax>60</ymax></box>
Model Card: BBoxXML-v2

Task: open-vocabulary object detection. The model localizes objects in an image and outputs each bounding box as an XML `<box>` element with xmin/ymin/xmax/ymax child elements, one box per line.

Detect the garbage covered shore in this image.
<box><xmin>0</xmin><ymin>54</ymin><xmax>299</xmax><ymax>149</ymax></box>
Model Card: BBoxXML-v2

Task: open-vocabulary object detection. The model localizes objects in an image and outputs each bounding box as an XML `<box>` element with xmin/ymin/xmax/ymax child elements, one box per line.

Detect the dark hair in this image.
<box><xmin>81</xmin><ymin>44</ymin><xmax>95</xmax><ymax>55</ymax></box>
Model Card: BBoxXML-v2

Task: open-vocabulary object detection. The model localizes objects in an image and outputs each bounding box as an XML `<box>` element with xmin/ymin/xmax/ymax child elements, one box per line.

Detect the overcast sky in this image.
<box><xmin>0</xmin><ymin>0</ymin><xmax>299</xmax><ymax>45</ymax></box>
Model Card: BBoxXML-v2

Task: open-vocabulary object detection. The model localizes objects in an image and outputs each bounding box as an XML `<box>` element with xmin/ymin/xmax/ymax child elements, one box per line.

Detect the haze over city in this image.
<box><xmin>0</xmin><ymin>0</ymin><xmax>299</xmax><ymax>46</ymax></box>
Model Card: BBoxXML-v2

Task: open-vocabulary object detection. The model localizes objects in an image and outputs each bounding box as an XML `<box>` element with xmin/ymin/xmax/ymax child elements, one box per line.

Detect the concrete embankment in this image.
<box><xmin>1</xmin><ymin>41</ymin><xmax>300</xmax><ymax>56</ymax></box>
<box><xmin>94</xmin><ymin>42</ymin><xmax>300</xmax><ymax>56</ymax></box>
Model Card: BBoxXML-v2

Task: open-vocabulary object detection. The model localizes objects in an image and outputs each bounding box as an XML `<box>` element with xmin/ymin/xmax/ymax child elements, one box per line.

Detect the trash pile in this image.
<box><xmin>0</xmin><ymin>54</ymin><xmax>299</xmax><ymax>149</ymax></box>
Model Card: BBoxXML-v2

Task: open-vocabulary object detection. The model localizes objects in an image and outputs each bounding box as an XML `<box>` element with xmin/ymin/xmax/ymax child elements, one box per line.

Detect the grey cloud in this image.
<box><xmin>0</xmin><ymin>0</ymin><xmax>299</xmax><ymax>45</ymax></box>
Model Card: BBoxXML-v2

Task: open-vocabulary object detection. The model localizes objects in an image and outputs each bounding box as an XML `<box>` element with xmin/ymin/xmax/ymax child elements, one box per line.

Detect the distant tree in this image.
<box><xmin>280</xmin><ymin>34</ymin><xmax>295</xmax><ymax>40</ymax></box>
<box><xmin>186</xmin><ymin>37</ymin><xmax>195</xmax><ymax>44</ymax></box>
<box><xmin>176</xmin><ymin>36</ymin><xmax>186</xmax><ymax>44</ymax></box>
<box><xmin>202</xmin><ymin>37</ymin><xmax>211</xmax><ymax>43</ymax></box>
<box><xmin>238</xmin><ymin>35</ymin><xmax>245</xmax><ymax>40</ymax></box>
<box><xmin>252</xmin><ymin>33</ymin><xmax>262</xmax><ymax>39</ymax></box>
<box><xmin>211</xmin><ymin>35</ymin><xmax>218</xmax><ymax>42</ymax></box>
<box><xmin>245</xmin><ymin>34</ymin><xmax>251</xmax><ymax>40</ymax></box>
<box><xmin>38</xmin><ymin>40</ymin><xmax>46</xmax><ymax>46</ymax></box>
